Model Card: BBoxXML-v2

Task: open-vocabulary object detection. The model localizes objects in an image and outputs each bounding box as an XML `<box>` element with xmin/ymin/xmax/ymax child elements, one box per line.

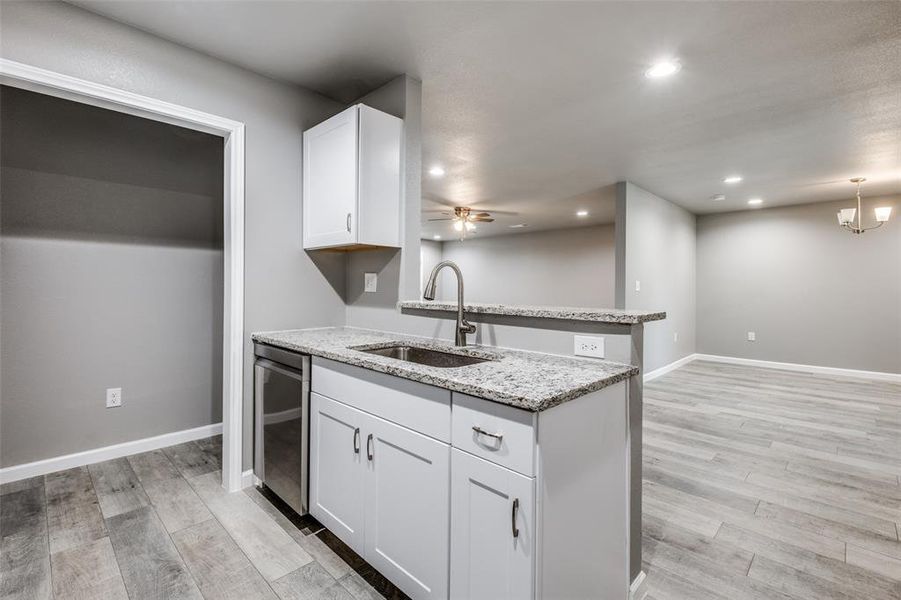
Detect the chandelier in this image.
<box><xmin>837</xmin><ymin>178</ymin><xmax>892</xmax><ymax>234</ymax></box>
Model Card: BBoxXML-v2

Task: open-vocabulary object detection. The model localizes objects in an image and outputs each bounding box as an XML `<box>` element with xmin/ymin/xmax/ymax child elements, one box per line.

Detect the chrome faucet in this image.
<box><xmin>422</xmin><ymin>260</ymin><xmax>476</xmax><ymax>346</ymax></box>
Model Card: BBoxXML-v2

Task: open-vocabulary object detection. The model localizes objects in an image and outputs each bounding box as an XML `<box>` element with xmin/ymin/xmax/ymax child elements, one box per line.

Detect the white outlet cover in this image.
<box><xmin>364</xmin><ymin>272</ymin><xmax>378</xmax><ymax>293</ymax></box>
<box><xmin>673</xmin><ymin>332</ymin><xmax>679</xmax><ymax>342</ymax></box>
<box><xmin>106</xmin><ymin>387</ymin><xmax>122</xmax><ymax>408</ymax></box>
<box><xmin>574</xmin><ymin>335</ymin><xmax>605</xmax><ymax>359</ymax></box>
<box><xmin>635</xmin><ymin>280</ymin><xmax>641</xmax><ymax>292</ymax></box>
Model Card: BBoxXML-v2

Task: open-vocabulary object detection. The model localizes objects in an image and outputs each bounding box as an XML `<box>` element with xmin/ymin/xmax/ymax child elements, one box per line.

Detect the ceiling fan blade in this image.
<box><xmin>470</xmin><ymin>208</ymin><xmax>520</xmax><ymax>216</ymax></box>
<box><xmin>427</xmin><ymin>217</ymin><xmax>454</xmax><ymax>222</ymax></box>
<box><xmin>473</xmin><ymin>217</ymin><xmax>495</xmax><ymax>222</ymax></box>
<box><xmin>473</xmin><ymin>212</ymin><xmax>492</xmax><ymax>217</ymax></box>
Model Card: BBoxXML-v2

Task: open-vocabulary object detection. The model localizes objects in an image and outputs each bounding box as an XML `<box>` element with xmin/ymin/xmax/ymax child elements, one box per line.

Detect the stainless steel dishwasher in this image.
<box><xmin>253</xmin><ymin>343</ymin><xmax>310</xmax><ymax>516</ymax></box>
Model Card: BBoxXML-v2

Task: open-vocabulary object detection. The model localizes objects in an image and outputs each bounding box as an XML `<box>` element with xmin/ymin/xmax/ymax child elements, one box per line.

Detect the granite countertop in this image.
<box><xmin>251</xmin><ymin>327</ymin><xmax>637</xmax><ymax>412</ymax></box>
<box><xmin>398</xmin><ymin>301</ymin><xmax>665</xmax><ymax>324</ymax></box>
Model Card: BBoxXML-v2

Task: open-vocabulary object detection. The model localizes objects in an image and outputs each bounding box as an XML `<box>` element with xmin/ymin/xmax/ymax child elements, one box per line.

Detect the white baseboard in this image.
<box><xmin>629</xmin><ymin>570</ymin><xmax>648</xmax><ymax>600</ymax></box>
<box><xmin>694</xmin><ymin>353</ymin><xmax>901</xmax><ymax>382</ymax></box>
<box><xmin>643</xmin><ymin>354</ymin><xmax>698</xmax><ymax>382</ymax></box>
<box><xmin>0</xmin><ymin>422</ymin><xmax>223</xmax><ymax>484</ymax></box>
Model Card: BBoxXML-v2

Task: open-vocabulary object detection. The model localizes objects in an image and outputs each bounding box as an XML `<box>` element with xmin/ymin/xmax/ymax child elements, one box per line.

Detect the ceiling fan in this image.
<box><xmin>427</xmin><ymin>206</ymin><xmax>495</xmax><ymax>237</ymax></box>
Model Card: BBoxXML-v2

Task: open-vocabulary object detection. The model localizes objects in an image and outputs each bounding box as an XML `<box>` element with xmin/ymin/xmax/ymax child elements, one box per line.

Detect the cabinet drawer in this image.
<box><xmin>452</xmin><ymin>393</ymin><xmax>536</xmax><ymax>476</ymax></box>
<box><xmin>312</xmin><ymin>357</ymin><xmax>451</xmax><ymax>442</ymax></box>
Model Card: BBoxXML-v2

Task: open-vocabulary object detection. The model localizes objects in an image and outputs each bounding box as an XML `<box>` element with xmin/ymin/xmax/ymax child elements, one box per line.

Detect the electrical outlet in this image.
<box><xmin>673</xmin><ymin>332</ymin><xmax>679</xmax><ymax>343</ymax></box>
<box><xmin>106</xmin><ymin>387</ymin><xmax>122</xmax><ymax>408</ymax></box>
<box><xmin>747</xmin><ymin>331</ymin><xmax>756</xmax><ymax>342</ymax></box>
<box><xmin>635</xmin><ymin>280</ymin><xmax>641</xmax><ymax>292</ymax></box>
<box><xmin>574</xmin><ymin>335</ymin><xmax>605</xmax><ymax>359</ymax></box>
<box><xmin>364</xmin><ymin>272</ymin><xmax>378</xmax><ymax>293</ymax></box>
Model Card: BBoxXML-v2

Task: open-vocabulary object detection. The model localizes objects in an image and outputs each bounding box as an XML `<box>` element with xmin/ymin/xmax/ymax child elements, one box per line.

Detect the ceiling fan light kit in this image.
<box><xmin>836</xmin><ymin>178</ymin><xmax>892</xmax><ymax>235</ymax></box>
<box><xmin>429</xmin><ymin>206</ymin><xmax>495</xmax><ymax>239</ymax></box>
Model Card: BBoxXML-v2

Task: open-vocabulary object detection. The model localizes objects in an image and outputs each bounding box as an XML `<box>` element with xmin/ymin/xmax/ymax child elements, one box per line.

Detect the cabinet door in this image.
<box><xmin>310</xmin><ymin>392</ymin><xmax>365</xmax><ymax>554</ymax></box>
<box><xmin>450</xmin><ymin>449</ymin><xmax>534</xmax><ymax>600</ymax></box>
<box><xmin>364</xmin><ymin>413</ymin><xmax>450</xmax><ymax>600</ymax></box>
<box><xmin>303</xmin><ymin>105</ymin><xmax>358</xmax><ymax>249</ymax></box>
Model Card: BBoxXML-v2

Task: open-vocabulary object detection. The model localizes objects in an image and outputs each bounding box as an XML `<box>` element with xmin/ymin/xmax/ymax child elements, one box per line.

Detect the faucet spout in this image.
<box><xmin>423</xmin><ymin>260</ymin><xmax>475</xmax><ymax>346</ymax></box>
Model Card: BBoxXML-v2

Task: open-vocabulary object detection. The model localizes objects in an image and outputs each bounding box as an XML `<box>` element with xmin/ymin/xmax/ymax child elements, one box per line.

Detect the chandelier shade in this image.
<box><xmin>837</xmin><ymin>178</ymin><xmax>891</xmax><ymax>235</ymax></box>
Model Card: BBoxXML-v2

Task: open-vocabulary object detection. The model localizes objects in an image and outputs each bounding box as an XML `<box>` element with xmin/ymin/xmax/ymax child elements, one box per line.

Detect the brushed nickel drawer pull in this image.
<box><xmin>472</xmin><ymin>425</ymin><xmax>503</xmax><ymax>442</ymax></box>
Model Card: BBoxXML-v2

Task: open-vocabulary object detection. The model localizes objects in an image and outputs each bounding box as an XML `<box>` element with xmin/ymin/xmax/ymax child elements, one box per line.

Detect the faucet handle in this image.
<box><xmin>460</xmin><ymin>320</ymin><xmax>477</xmax><ymax>334</ymax></box>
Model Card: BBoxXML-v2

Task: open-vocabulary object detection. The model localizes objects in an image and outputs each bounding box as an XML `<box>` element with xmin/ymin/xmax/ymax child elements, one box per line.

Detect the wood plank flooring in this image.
<box><xmin>643</xmin><ymin>360</ymin><xmax>901</xmax><ymax>600</ymax></box>
<box><xmin>2</xmin><ymin>361</ymin><xmax>897</xmax><ymax>599</ymax></box>
<box><xmin>0</xmin><ymin>435</ymin><xmax>397</xmax><ymax>600</ymax></box>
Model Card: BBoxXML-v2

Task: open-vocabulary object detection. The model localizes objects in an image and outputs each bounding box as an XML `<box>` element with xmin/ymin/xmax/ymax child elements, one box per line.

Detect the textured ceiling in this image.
<box><xmin>71</xmin><ymin>0</ymin><xmax>901</xmax><ymax>231</ymax></box>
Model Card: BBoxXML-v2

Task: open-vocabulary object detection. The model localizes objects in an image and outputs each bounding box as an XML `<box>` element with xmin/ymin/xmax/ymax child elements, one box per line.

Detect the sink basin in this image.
<box><xmin>359</xmin><ymin>345</ymin><xmax>491</xmax><ymax>368</ymax></box>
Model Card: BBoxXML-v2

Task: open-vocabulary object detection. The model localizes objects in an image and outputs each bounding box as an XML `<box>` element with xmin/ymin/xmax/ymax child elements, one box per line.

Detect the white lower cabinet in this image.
<box><xmin>310</xmin><ymin>390</ymin><xmax>449</xmax><ymax>600</ymax></box>
<box><xmin>311</xmin><ymin>359</ymin><xmax>630</xmax><ymax>600</ymax></box>
<box><xmin>365</xmin><ymin>416</ymin><xmax>450</xmax><ymax>600</ymax></box>
<box><xmin>310</xmin><ymin>392</ymin><xmax>366</xmax><ymax>554</ymax></box>
<box><xmin>450</xmin><ymin>449</ymin><xmax>534</xmax><ymax>600</ymax></box>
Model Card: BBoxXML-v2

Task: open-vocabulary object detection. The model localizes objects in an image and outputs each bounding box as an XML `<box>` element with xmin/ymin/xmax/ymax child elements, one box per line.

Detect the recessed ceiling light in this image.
<box><xmin>723</xmin><ymin>175</ymin><xmax>743</xmax><ymax>184</ymax></box>
<box><xmin>433</xmin><ymin>234</ymin><xmax>441</xmax><ymax>240</ymax></box>
<box><xmin>645</xmin><ymin>59</ymin><xmax>681</xmax><ymax>79</ymax></box>
<box><xmin>428</xmin><ymin>166</ymin><xmax>445</xmax><ymax>177</ymax></box>
<box><xmin>576</xmin><ymin>210</ymin><xmax>589</xmax><ymax>217</ymax></box>
<box><xmin>509</xmin><ymin>223</ymin><xmax>529</xmax><ymax>228</ymax></box>
<box><xmin>747</xmin><ymin>198</ymin><xmax>763</xmax><ymax>206</ymax></box>
<box><xmin>710</xmin><ymin>194</ymin><xmax>726</xmax><ymax>202</ymax></box>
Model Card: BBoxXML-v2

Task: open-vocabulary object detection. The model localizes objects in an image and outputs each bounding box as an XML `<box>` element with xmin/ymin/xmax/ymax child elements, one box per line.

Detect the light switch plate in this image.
<box><xmin>574</xmin><ymin>335</ymin><xmax>605</xmax><ymax>359</ymax></box>
<box><xmin>747</xmin><ymin>331</ymin><xmax>756</xmax><ymax>342</ymax></box>
<box><xmin>635</xmin><ymin>280</ymin><xmax>641</xmax><ymax>292</ymax></box>
<box><xmin>364</xmin><ymin>272</ymin><xmax>378</xmax><ymax>293</ymax></box>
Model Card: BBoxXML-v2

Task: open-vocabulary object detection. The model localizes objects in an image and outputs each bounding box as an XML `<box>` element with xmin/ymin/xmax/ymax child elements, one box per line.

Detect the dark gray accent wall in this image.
<box><xmin>697</xmin><ymin>197</ymin><xmax>901</xmax><ymax>374</ymax></box>
<box><xmin>0</xmin><ymin>86</ymin><xmax>224</xmax><ymax>466</ymax></box>
<box><xmin>0</xmin><ymin>0</ymin><xmax>345</xmax><ymax>468</ymax></box>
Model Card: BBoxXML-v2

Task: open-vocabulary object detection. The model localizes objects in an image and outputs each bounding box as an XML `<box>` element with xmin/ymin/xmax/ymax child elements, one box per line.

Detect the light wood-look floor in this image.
<box><xmin>3</xmin><ymin>361</ymin><xmax>898</xmax><ymax>599</ymax></box>
<box><xmin>643</xmin><ymin>360</ymin><xmax>901</xmax><ymax>600</ymax></box>
<box><xmin>0</xmin><ymin>436</ymin><xmax>402</xmax><ymax>600</ymax></box>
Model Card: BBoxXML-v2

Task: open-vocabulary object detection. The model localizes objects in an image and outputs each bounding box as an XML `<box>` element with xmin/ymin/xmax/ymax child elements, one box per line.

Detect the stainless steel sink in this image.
<box><xmin>359</xmin><ymin>345</ymin><xmax>491</xmax><ymax>368</ymax></box>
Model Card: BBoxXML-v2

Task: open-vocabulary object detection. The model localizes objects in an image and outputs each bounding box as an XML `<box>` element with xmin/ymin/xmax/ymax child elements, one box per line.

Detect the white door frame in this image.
<box><xmin>0</xmin><ymin>59</ymin><xmax>247</xmax><ymax>492</ymax></box>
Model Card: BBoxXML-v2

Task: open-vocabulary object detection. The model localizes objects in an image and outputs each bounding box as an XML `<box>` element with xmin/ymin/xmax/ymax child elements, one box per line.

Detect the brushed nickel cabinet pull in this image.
<box><xmin>346</xmin><ymin>213</ymin><xmax>352</xmax><ymax>233</ymax></box>
<box><xmin>366</xmin><ymin>433</ymin><xmax>374</xmax><ymax>461</ymax></box>
<box><xmin>353</xmin><ymin>428</ymin><xmax>360</xmax><ymax>454</ymax></box>
<box><xmin>512</xmin><ymin>498</ymin><xmax>520</xmax><ymax>539</ymax></box>
<box><xmin>472</xmin><ymin>425</ymin><xmax>503</xmax><ymax>442</ymax></box>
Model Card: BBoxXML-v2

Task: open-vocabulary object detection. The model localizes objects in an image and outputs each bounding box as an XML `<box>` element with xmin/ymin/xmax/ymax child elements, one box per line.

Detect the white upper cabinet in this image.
<box><xmin>303</xmin><ymin>104</ymin><xmax>402</xmax><ymax>250</ymax></box>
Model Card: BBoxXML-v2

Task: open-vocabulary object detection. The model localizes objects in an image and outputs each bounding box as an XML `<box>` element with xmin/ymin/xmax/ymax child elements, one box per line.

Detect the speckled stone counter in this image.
<box><xmin>398</xmin><ymin>301</ymin><xmax>665</xmax><ymax>324</ymax></box>
<box><xmin>251</xmin><ymin>327</ymin><xmax>637</xmax><ymax>412</ymax></box>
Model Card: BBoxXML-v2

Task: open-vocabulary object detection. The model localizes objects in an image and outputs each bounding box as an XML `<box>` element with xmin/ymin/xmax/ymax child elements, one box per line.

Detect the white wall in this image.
<box><xmin>0</xmin><ymin>0</ymin><xmax>345</xmax><ymax>468</ymax></box>
<box><xmin>423</xmin><ymin>225</ymin><xmax>616</xmax><ymax>307</ymax></box>
<box><xmin>616</xmin><ymin>182</ymin><xmax>696</xmax><ymax>372</ymax></box>
<box><xmin>697</xmin><ymin>197</ymin><xmax>900</xmax><ymax>373</ymax></box>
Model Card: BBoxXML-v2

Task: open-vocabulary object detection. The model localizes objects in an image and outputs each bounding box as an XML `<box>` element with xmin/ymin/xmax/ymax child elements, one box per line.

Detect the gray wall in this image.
<box><xmin>345</xmin><ymin>75</ymin><xmax>424</xmax><ymax>330</ymax></box>
<box><xmin>424</xmin><ymin>225</ymin><xmax>616</xmax><ymax>307</ymax></box>
<box><xmin>0</xmin><ymin>87</ymin><xmax>223</xmax><ymax>466</ymax></box>
<box><xmin>617</xmin><ymin>182</ymin><xmax>696</xmax><ymax>372</ymax></box>
<box><xmin>0</xmin><ymin>0</ymin><xmax>345</xmax><ymax>468</ymax></box>
<box><xmin>697</xmin><ymin>197</ymin><xmax>901</xmax><ymax>373</ymax></box>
